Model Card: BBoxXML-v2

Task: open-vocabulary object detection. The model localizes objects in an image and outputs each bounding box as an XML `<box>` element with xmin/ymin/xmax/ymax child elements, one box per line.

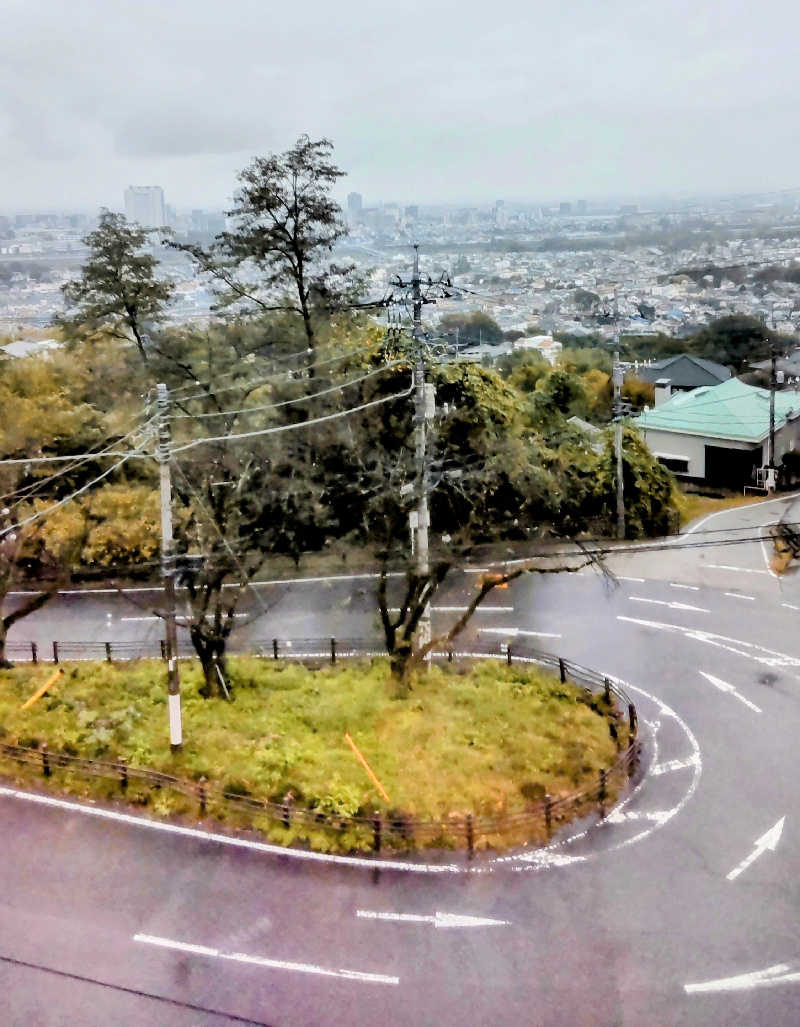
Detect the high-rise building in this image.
<box><xmin>577</xmin><ymin>200</ymin><xmax>587</xmax><ymax>214</ymax></box>
<box><xmin>559</xmin><ymin>202</ymin><xmax>572</xmax><ymax>215</ymax></box>
<box><xmin>124</xmin><ymin>186</ymin><xmax>166</xmax><ymax>228</ymax></box>
<box><xmin>347</xmin><ymin>192</ymin><xmax>363</xmax><ymax>214</ymax></box>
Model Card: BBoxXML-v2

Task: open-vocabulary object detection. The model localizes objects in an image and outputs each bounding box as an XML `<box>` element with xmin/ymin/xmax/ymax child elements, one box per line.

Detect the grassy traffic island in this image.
<box><xmin>0</xmin><ymin>658</ymin><xmax>632</xmax><ymax>854</ymax></box>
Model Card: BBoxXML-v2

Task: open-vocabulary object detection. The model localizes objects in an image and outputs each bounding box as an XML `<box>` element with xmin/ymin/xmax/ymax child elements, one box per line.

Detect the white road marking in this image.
<box><xmin>617</xmin><ymin>616</ymin><xmax>800</xmax><ymax>676</ymax></box>
<box><xmin>356</xmin><ymin>910</ymin><xmax>509</xmax><ymax>929</ymax></box>
<box><xmin>782</xmin><ymin>603</ymin><xmax>800</xmax><ymax>611</ymax></box>
<box><xmin>617</xmin><ymin>575</ymin><xmax>645</xmax><ymax>583</ymax></box>
<box><xmin>760</xmin><ymin>527</ymin><xmax>780</xmax><ymax>578</ymax></box>
<box><xmin>723</xmin><ymin>592</ymin><xmax>755</xmax><ymax>601</ymax></box>
<box><xmin>478</xmin><ymin>627</ymin><xmax>561</xmax><ymax>639</ymax></box>
<box><xmin>670</xmin><ymin>582</ymin><xmax>699</xmax><ymax>591</ymax></box>
<box><xmin>706</xmin><ymin>564</ymin><xmax>769</xmax><ymax>575</ymax></box>
<box><xmin>726</xmin><ymin>817</ymin><xmax>785</xmax><ymax>882</ymax></box>
<box><xmin>499</xmin><ymin>678</ymin><xmax>703</xmax><ymax>871</ymax></box>
<box><xmin>0</xmin><ymin>787</ymin><xmax>460</xmax><ymax>874</ymax></box>
<box><xmin>685</xmin><ymin>963</ymin><xmax>800</xmax><ymax>994</ymax></box>
<box><xmin>680</xmin><ymin>489</ymin><xmax>800</xmax><ymax>538</ymax></box>
<box><xmin>134</xmin><ymin>934</ymin><xmax>399</xmax><ymax>985</ymax></box>
<box><xmin>387</xmin><ymin>606</ymin><xmax>512</xmax><ymax>613</ymax></box>
<box><xmin>463</xmin><ymin>567</ymin><xmax>489</xmax><ymax>573</ymax></box>
<box><xmin>699</xmin><ymin>671</ymin><xmax>762</xmax><ymax>713</ymax></box>
<box><xmin>606</xmin><ymin>809</ymin><xmax>673</xmax><ymax>825</ymax></box>
<box><xmin>121</xmin><ymin>616</ymin><xmax>159</xmax><ymax>622</ymax></box>
<box><xmin>628</xmin><ymin>596</ymin><xmax>710</xmax><ymax>613</ymax></box>
<box><xmin>651</xmin><ymin>755</ymin><xmax>700</xmax><ymax>776</ymax></box>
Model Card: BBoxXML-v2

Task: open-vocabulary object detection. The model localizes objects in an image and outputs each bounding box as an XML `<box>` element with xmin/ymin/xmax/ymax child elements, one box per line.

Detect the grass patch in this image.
<box><xmin>674</xmin><ymin>486</ymin><xmax>772</xmax><ymax>528</ymax></box>
<box><xmin>0</xmin><ymin>657</ymin><xmax>629</xmax><ymax>853</ymax></box>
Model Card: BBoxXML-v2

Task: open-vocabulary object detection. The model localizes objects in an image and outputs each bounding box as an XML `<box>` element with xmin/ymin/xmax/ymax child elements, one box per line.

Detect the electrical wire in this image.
<box><xmin>171</xmin><ymin>384</ymin><xmax>414</xmax><ymax>454</ymax></box>
<box><xmin>0</xmin><ymin>442</ymin><xmax>150</xmax><ymax>540</ymax></box>
<box><xmin>169</xmin><ymin>362</ymin><xmax>404</xmax><ymax>419</ymax></box>
<box><xmin>173</xmin><ymin>341</ymin><xmax>384</xmax><ymax>403</ymax></box>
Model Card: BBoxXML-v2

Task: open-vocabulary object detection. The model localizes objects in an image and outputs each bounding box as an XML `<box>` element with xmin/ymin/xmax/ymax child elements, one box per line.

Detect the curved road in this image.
<box><xmin>3</xmin><ymin>495</ymin><xmax>800</xmax><ymax>1024</ymax></box>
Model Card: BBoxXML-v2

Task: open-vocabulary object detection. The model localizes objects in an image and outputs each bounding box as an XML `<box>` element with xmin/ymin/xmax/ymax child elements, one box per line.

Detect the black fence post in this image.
<box><xmin>559</xmin><ymin>657</ymin><xmax>566</xmax><ymax>683</ymax></box>
<box><xmin>372</xmin><ymin>812</ymin><xmax>382</xmax><ymax>854</ymax></box>
<box><xmin>41</xmin><ymin>744</ymin><xmax>51</xmax><ymax>778</ymax></box>
<box><xmin>447</xmin><ymin>649</ymin><xmax>453</xmax><ymax>663</ymax></box>
<box><xmin>544</xmin><ymin>794</ymin><xmax>553</xmax><ymax>837</ymax></box>
<box><xmin>282</xmin><ymin>797</ymin><xmax>292</xmax><ymax>828</ymax></box>
<box><xmin>628</xmin><ymin>703</ymin><xmax>637</xmax><ymax>737</ymax></box>
<box><xmin>330</xmin><ymin>637</ymin><xmax>336</xmax><ymax>666</ymax></box>
<box><xmin>52</xmin><ymin>641</ymin><xmax>59</xmax><ymax>664</ymax></box>
<box><xmin>466</xmin><ymin>813</ymin><xmax>474</xmax><ymax>860</ymax></box>
<box><xmin>105</xmin><ymin>642</ymin><xmax>112</xmax><ymax>663</ymax></box>
<box><xmin>506</xmin><ymin>645</ymin><xmax>513</xmax><ymax>667</ymax></box>
<box><xmin>598</xmin><ymin>769</ymin><xmax>607</xmax><ymax>817</ymax></box>
<box><xmin>272</xmin><ymin>639</ymin><xmax>279</xmax><ymax>660</ymax></box>
<box><xmin>119</xmin><ymin>757</ymin><xmax>128</xmax><ymax>792</ymax></box>
<box><xmin>198</xmin><ymin>777</ymin><xmax>207</xmax><ymax>817</ymax></box>
<box><xmin>604</xmin><ymin>677</ymin><xmax>611</xmax><ymax>703</ymax></box>
<box><xmin>31</xmin><ymin>642</ymin><xmax>38</xmax><ymax>664</ymax></box>
<box><xmin>160</xmin><ymin>639</ymin><xmax>167</xmax><ymax>661</ymax></box>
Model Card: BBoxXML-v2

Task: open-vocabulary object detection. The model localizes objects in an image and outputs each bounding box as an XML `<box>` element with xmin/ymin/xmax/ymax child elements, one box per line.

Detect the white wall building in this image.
<box><xmin>124</xmin><ymin>186</ymin><xmax>166</xmax><ymax>228</ymax></box>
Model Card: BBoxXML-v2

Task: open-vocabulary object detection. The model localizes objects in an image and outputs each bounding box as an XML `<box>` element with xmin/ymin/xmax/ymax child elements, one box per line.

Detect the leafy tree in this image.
<box><xmin>622</xmin><ymin>374</ymin><xmax>655</xmax><ymax>411</ymax></box>
<box><xmin>686</xmin><ymin>314</ymin><xmax>777</xmax><ymax>372</ymax></box>
<box><xmin>58</xmin><ymin>211</ymin><xmax>174</xmax><ymax>360</ymax></box>
<box><xmin>438</xmin><ymin>312</ymin><xmax>504</xmax><ymax>348</ymax></box>
<box><xmin>174</xmin><ymin>136</ymin><xmax>359</xmax><ymax>358</ymax></box>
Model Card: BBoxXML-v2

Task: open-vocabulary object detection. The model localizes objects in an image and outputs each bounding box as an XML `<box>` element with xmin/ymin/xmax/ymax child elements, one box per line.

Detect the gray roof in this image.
<box><xmin>635</xmin><ymin>354</ymin><xmax>731</xmax><ymax>388</ymax></box>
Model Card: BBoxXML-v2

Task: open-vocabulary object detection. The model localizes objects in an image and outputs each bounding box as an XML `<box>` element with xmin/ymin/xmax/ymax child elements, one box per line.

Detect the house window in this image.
<box><xmin>656</xmin><ymin>455</ymin><xmax>689</xmax><ymax>473</ymax></box>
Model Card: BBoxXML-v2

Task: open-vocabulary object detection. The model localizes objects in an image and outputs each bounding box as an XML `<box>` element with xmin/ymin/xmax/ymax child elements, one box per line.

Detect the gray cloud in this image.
<box><xmin>2</xmin><ymin>0</ymin><xmax>799</xmax><ymax>210</ymax></box>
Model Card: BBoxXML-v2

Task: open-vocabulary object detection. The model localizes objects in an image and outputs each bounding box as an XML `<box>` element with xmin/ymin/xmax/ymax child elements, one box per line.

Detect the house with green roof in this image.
<box><xmin>636</xmin><ymin>378</ymin><xmax>800</xmax><ymax>486</ymax></box>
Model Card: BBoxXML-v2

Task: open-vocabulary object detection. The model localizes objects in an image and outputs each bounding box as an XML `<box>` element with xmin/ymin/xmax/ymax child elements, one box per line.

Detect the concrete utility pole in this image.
<box><xmin>612</xmin><ymin>342</ymin><xmax>626</xmax><ymax>540</ymax></box>
<box><xmin>156</xmin><ymin>383</ymin><xmax>183</xmax><ymax>751</ymax></box>
<box><xmin>411</xmin><ymin>246</ymin><xmax>433</xmax><ymax>657</ymax></box>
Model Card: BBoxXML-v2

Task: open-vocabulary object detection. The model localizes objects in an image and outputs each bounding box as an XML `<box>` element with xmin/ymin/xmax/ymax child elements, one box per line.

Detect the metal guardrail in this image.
<box><xmin>0</xmin><ymin>638</ymin><xmax>640</xmax><ymax>857</ymax></box>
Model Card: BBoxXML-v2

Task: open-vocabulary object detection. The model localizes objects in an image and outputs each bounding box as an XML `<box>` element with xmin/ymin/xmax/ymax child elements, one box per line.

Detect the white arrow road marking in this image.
<box><xmin>685</xmin><ymin>962</ymin><xmax>800</xmax><ymax>994</ymax></box>
<box><xmin>628</xmin><ymin>596</ymin><xmax>710</xmax><ymax>613</ymax></box>
<box><xmin>727</xmin><ymin>817</ymin><xmax>785</xmax><ymax>881</ymax></box>
<box><xmin>478</xmin><ymin>627</ymin><xmax>562</xmax><ymax>639</ymax></box>
<box><xmin>134</xmin><ymin>934</ymin><xmax>399</xmax><ymax>985</ymax></box>
<box><xmin>356</xmin><ymin>910</ymin><xmax>509</xmax><ymax>928</ymax></box>
<box><xmin>617</xmin><ymin>616</ymin><xmax>800</xmax><ymax>675</ymax></box>
<box><xmin>699</xmin><ymin>671</ymin><xmax>762</xmax><ymax>714</ymax></box>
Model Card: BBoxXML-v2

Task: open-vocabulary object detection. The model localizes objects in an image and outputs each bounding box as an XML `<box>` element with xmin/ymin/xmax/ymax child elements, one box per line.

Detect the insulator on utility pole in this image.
<box><xmin>156</xmin><ymin>383</ymin><xmax>183</xmax><ymax>751</ymax></box>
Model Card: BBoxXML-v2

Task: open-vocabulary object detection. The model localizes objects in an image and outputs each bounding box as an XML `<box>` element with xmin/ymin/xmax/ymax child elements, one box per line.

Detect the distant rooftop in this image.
<box><xmin>635</xmin><ymin>353</ymin><xmax>731</xmax><ymax>388</ymax></box>
<box><xmin>636</xmin><ymin>377</ymin><xmax>800</xmax><ymax>443</ymax></box>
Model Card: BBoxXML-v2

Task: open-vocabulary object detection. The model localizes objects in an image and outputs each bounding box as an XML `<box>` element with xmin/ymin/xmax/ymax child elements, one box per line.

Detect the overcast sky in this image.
<box><xmin>3</xmin><ymin>0</ymin><xmax>799</xmax><ymax>212</ymax></box>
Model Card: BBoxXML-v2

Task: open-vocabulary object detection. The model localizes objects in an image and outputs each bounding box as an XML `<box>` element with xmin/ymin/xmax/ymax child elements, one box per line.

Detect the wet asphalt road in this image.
<box><xmin>3</xmin><ymin>497</ymin><xmax>800</xmax><ymax>1025</ymax></box>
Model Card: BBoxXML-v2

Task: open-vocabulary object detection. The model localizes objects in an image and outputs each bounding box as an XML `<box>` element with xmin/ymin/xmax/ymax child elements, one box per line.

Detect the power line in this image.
<box><xmin>171</xmin><ymin>384</ymin><xmax>414</xmax><ymax>454</ymax></box>
<box><xmin>170</xmin><ymin>362</ymin><xmax>404</xmax><ymax>419</ymax></box>
<box><xmin>174</xmin><ymin>342</ymin><xmax>385</xmax><ymax>403</ymax></box>
<box><xmin>0</xmin><ymin>443</ymin><xmax>149</xmax><ymax>540</ymax></box>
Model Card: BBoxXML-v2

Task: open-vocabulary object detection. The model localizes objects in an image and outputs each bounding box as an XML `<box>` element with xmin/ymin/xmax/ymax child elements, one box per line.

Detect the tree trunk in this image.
<box><xmin>0</xmin><ymin>622</ymin><xmax>13</xmax><ymax>669</ymax></box>
<box><xmin>190</xmin><ymin>626</ymin><xmax>229</xmax><ymax>699</ymax></box>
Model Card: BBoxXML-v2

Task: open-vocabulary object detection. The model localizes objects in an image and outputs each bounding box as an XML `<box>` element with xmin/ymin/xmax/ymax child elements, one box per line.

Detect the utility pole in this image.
<box><xmin>612</xmin><ymin>340</ymin><xmax>626</xmax><ymax>540</ymax></box>
<box><xmin>156</xmin><ymin>383</ymin><xmax>183</xmax><ymax>752</ymax></box>
<box><xmin>411</xmin><ymin>246</ymin><xmax>433</xmax><ymax>657</ymax></box>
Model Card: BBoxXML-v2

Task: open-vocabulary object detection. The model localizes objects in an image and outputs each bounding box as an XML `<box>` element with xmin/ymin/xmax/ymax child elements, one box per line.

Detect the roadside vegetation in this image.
<box><xmin>0</xmin><ymin>657</ymin><xmax>628</xmax><ymax>852</ymax></box>
<box><xmin>673</xmin><ymin>487</ymin><xmax>774</xmax><ymax>528</ymax></box>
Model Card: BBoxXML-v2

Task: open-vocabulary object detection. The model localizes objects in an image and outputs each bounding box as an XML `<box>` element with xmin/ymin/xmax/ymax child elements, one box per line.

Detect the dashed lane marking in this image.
<box><xmin>133</xmin><ymin>934</ymin><xmax>399</xmax><ymax>986</ymax></box>
<box><xmin>670</xmin><ymin>583</ymin><xmax>700</xmax><ymax>591</ymax></box>
<box><xmin>478</xmin><ymin>627</ymin><xmax>561</xmax><ymax>639</ymax></box>
<box><xmin>617</xmin><ymin>576</ymin><xmax>645</xmax><ymax>583</ymax></box>
<box><xmin>706</xmin><ymin>564</ymin><xmax>770</xmax><ymax>575</ymax></box>
<box><xmin>685</xmin><ymin>963</ymin><xmax>800</xmax><ymax>994</ymax></box>
<box><xmin>628</xmin><ymin>596</ymin><xmax>710</xmax><ymax>613</ymax></box>
<box><xmin>651</xmin><ymin>755</ymin><xmax>700</xmax><ymax>776</ymax></box>
<box><xmin>723</xmin><ymin>592</ymin><xmax>755</xmax><ymax>601</ymax></box>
